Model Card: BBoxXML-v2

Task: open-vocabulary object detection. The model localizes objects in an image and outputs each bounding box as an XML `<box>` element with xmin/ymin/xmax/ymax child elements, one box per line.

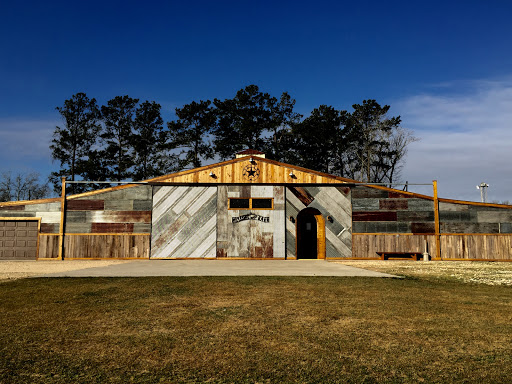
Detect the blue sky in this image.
<box><xmin>1</xmin><ymin>0</ymin><xmax>512</xmax><ymax>201</ymax></box>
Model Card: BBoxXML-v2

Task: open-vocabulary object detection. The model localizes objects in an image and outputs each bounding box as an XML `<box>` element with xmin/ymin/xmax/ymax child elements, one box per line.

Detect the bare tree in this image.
<box><xmin>0</xmin><ymin>172</ymin><xmax>51</xmax><ymax>202</ymax></box>
<box><xmin>386</xmin><ymin>126</ymin><xmax>418</xmax><ymax>184</ymax></box>
<box><xmin>342</xmin><ymin>100</ymin><xmax>417</xmax><ymax>183</ymax></box>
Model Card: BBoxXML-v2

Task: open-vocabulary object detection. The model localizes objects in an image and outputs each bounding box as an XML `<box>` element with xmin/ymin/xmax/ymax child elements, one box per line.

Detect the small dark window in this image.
<box><xmin>229</xmin><ymin>198</ymin><xmax>250</xmax><ymax>209</ymax></box>
<box><xmin>251</xmin><ymin>198</ymin><xmax>273</xmax><ymax>209</ymax></box>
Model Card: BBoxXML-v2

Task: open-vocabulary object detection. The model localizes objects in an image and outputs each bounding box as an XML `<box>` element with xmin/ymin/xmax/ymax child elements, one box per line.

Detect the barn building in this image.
<box><xmin>1</xmin><ymin>150</ymin><xmax>512</xmax><ymax>261</ymax></box>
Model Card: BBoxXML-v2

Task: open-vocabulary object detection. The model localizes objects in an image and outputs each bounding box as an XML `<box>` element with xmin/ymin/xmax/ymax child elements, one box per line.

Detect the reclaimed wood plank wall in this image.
<box><xmin>64</xmin><ymin>235</ymin><xmax>150</xmax><ymax>259</ymax></box>
<box><xmin>217</xmin><ymin>185</ymin><xmax>284</xmax><ymax>258</ymax></box>
<box><xmin>439</xmin><ymin>201</ymin><xmax>512</xmax><ymax>233</ymax></box>
<box><xmin>61</xmin><ymin>185</ymin><xmax>153</xmax><ymax>258</ymax></box>
<box><xmin>351</xmin><ymin>185</ymin><xmax>512</xmax><ymax>259</ymax></box>
<box><xmin>352</xmin><ymin>234</ymin><xmax>436</xmax><ymax>259</ymax></box>
<box><xmin>286</xmin><ymin>186</ymin><xmax>352</xmax><ymax>259</ymax></box>
<box><xmin>441</xmin><ymin>235</ymin><xmax>512</xmax><ymax>260</ymax></box>
<box><xmin>151</xmin><ymin>186</ymin><xmax>217</xmax><ymax>259</ymax></box>
<box><xmin>38</xmin><ymin>234</ymin><xmax>60</xmax><ymax>259</ymax></box>
<box><xmin>352</xmin><ymin>186</ymin><xmax>435</xmax><ymax>234</ymax></box>
<box><xmin>353</xmin><ymin>234</ymin><xmax>512</xmax><ymax>260</ymax></box>
<box><xmin>0</xmin><ymin>201</ymin><xmax>62</xmax><ymax>235</ymax></box>
<box><xmin>65</xmin><ymin>185</ymin><xmax>153</xmax><ymax>234</ymax></box>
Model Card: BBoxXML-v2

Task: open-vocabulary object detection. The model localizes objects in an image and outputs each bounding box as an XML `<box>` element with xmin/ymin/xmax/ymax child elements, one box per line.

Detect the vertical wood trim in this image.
<box><xmin>433</xmin><ymin>180</ymin><xmax>441</xmax><ymax>260</ymax></box>
<box><xmin>35</xmin><ymin>217</ymin><xmax>41</xmax><ymax>260</ymax></box>
<box><xmin>58</xmin><ymin>177</ymin><xmax>66</xmax><ymax>260</ymax></box>
<box><xmin>316</xmin><ymin>213</ymin><xmax>326</xmax><ymax>259</ymax></box>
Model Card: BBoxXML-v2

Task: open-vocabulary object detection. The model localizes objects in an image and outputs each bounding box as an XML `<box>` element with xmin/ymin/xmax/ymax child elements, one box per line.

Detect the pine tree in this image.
<box><xmin>168</xmin><ymin>100</ymin><xmax>216</xmax><ymax>169</ymax></box>
<box><xmin>50</xmin><ymin>92</ymin><xmax>101</xmax><ymax>194</ymax></box>
<box><xmin>100</xmin><ymin>96</ymin><xmax>139</xmax><ymax>181</ymax></box>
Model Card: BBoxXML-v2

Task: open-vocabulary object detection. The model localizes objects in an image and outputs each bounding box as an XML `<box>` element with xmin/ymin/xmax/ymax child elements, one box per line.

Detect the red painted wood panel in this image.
<box><xmin>388</xmin><ymin>192</ymin><xmax>414</xmax><ymax>199</ymax></box>
<box><xmin>0</xmin><ymin>205</ymin><xmax>25</xmax><ymax>211</ymax></box>
<box><xmin>67</xmin><ymin>200</ymin><xmax>105</xmax><ymax>211</ymax></box>
<box><xmin>40</xmin><ymin>223</ymin><xmax>58</xmax><ymax>233</ymax></box>
<box><xmin>352</xmin><ymin>211</ymin><xmax>398</xmax><ymax>222</ymax></box>
<box><xmin>288</xmin><ymin>186</ymin><xmax>315</xmax><ymax>206</ymax></box>
<box><xmin>335</xmin><ymin>186</ymin><xmax>351</xmax><ymax>196</ymax></box>
<box><xmin>91</xmin><ymin>223</ymin><xmax>134</xmax><ymax>233</ymax></box>
<box><xmin>411</xmin><ymin>222</ymin><xmax>435</xmax><ymax>234</ymax></box>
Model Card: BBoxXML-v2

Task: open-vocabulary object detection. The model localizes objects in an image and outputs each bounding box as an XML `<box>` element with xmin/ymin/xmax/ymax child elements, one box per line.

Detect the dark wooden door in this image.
<box><xmin>297</xmin><ymin>211</ymin><xmax>317</xmax><ymax>259</ymax></box>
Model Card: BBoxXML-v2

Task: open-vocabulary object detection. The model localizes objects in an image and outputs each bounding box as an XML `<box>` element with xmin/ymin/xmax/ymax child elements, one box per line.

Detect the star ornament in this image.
<box><xmin>243</xmin><ymin>164</ymin><xmax>260</xmax><ymax>180</ymax></box>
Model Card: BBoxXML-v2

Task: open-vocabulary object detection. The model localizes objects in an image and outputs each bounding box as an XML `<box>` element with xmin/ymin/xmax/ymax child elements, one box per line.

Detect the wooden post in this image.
<box><xmin>433</xmin><ymin>180</ymin><xmax>441</xmax><ymax>260</ymax></box>
<box><xmin>58</xmin><ymin>177</ymin><xmax>66</xmax><ymax>260</ymax></box>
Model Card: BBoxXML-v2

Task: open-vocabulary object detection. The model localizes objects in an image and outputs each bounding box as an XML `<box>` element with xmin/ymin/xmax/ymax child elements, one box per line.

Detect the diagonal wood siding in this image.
<box><xmin>151</xmin><ymin>186</ymin><xmax>217</xmax><ymax>259</ymax></box>
<box><xmin>286</xmin><ymin>186</ymin><xmax>352</xmax><ymax>259</ymax></box>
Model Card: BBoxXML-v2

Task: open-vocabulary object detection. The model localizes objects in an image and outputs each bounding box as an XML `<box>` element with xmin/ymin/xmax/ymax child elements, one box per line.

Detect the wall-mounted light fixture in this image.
<box><xmin>249</xmin><ymin>157</ymin><xmax>255</xmax><ymax>163</ymax></box>
<box><xmin>209</xmin><ymin>172</ymin><xmax>215</xmax><ymax>178</ymax></box>
<box><xmin>289</xmin><ymin>216</ymin><xmax>295</xmax><ymax>223</ymax></box>
<box><xmin>289</xmin><ymin>172</ymin><xmax>295</xmax><ymax>178</ymax></box>
<box><xmin>327</xmin><ymin>216</ymin><xmax>333</xmax><ymax>223</ymax></box>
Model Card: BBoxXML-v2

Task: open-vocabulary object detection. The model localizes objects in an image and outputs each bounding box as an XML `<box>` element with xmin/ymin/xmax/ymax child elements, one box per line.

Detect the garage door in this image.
<box><xmin>0</xmin><ymin>221</ymin><xmax>38</xmax><ymax>260</ymax></box>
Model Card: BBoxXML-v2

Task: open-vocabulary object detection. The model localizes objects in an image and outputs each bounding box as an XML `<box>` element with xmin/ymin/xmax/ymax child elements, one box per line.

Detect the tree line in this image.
<box><xmin>0</xmin><ymin>84</ymin><xmax>416</xmax><ymax>202</ymax></box>
<box><xmin>49</xmin><ymin>85</ymin><xmax>416</xmax><ymax>195</ymax></box>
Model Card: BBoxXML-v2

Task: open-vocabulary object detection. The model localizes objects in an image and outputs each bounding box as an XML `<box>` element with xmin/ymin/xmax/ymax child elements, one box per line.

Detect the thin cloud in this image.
<box><xmin>0</xmin><ymin>119</ymin><xmax>55</xmax><ymax>164</ymax></box>
<box><xmin>396</xmin><ymin>80</ymin><xmax>512</xmax><ymax>202</ymax></box>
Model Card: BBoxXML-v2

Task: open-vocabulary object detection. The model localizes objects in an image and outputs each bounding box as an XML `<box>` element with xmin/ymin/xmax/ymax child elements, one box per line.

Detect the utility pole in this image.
<box><xmin>476</xmin><ymin>182</ymin><xmax>489</xmax><ymax>203</ymax></box>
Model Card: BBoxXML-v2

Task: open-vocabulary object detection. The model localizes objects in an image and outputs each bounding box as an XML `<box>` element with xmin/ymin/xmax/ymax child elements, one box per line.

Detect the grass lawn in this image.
<box><xmin>1</xmin><ymin>275</ymin><xmax>511</xmax><ymax>383</ymax></box>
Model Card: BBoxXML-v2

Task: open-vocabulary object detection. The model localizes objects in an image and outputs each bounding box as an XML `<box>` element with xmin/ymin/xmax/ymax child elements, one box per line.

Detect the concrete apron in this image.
<box><xmin>40</xmin><ymin>260</ymin><xmax>397</xmax><ymax>278</ymax></box>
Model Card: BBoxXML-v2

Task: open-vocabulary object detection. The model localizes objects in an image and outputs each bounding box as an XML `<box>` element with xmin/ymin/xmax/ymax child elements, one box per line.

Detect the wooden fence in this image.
<box><xmin>352</xmin><ymin>233</ymin><xmax>512</xmax><ymax>260</ymax></box>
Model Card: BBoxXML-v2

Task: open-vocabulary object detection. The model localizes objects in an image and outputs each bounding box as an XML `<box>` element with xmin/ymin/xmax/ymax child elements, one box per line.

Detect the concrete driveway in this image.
<box><xmin>40</xmin><ymin>259</ymin><xmax>397</xmax><ymax>278</ymax></box>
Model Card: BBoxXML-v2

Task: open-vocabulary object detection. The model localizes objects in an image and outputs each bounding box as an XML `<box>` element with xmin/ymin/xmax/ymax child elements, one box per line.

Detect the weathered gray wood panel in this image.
<box><xmin>438</xmin><ymin>201</ymin><xmax>512</xmax><ymax>234</ymax></box>
<box><xmin>217</xmin><ymin>186</ymin><xmax>284</xmax><ymax>258</ymax></box>
<box><xmin>151</xmin><ymin>186</ymin><xmax>217</xmax><ymax>259</ymax></box>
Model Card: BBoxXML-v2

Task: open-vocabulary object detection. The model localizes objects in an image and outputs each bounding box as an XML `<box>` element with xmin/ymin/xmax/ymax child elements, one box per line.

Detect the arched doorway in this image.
<box><xmin>296</xmin><ymin>208</ymin><xmax>326</xmax><ymax>259</ymax></box>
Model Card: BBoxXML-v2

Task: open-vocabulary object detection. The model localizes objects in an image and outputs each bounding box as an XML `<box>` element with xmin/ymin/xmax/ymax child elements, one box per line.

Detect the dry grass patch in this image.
<box><xmin>338</xmin><ymin>260</ymin><xmax>512</xmax><ymax>285</ymax></box>
<box><xmin>1</xmin><ymin>277</ymin><xmax>512</xmax><ymax>383</ymax></box>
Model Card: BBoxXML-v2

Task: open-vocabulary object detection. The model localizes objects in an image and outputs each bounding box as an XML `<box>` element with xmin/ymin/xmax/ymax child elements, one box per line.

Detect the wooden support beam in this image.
<box><xmin>58</xmin><ymin>177</ymin><xmax>66</xmax><ymax>260</ymax></box>
<box><xmin>433</xmin><ymin>180</ymin><xmax>441</xmax><ymax>260</ymax></box>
